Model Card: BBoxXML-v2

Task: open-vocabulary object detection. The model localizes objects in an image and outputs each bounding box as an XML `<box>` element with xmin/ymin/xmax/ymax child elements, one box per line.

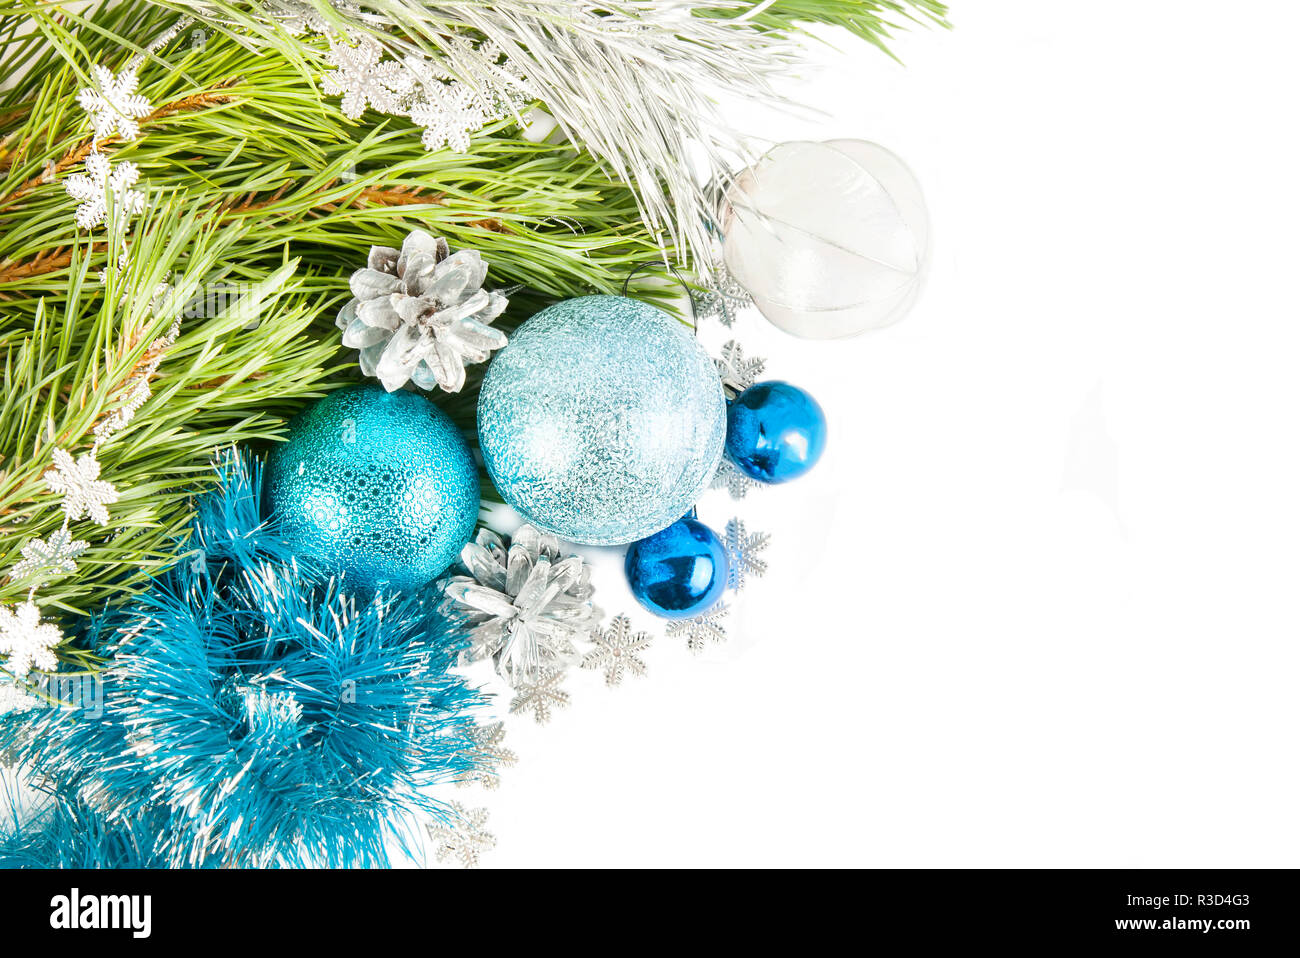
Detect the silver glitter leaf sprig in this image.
<box><xmin>581</xmin><ymin>614</ymin><xmax>652</xmax><ymax>687</ymax></box>
<box><xmin>724</xmin><ymin>518</ymin><xmax>770</xmax><ymax>591</ymax></box>
<box><xmin>270</xmin><ymin>0</ymin><xmax>359</xmax><ymax>36</ymax></box>
<box><xmin>336</xmin><ymin>228</ymin><xmax>509</xmax><ymax>393</ymax></box>
<box><xmin>428</xmin><ymin>803</ymin><xmax>497</xmax><ymax>868</ymax></box>
<box><xmin>441</xmin><ymin>524</ymin><xmax>601</xmax><ymax>687</ymax></box>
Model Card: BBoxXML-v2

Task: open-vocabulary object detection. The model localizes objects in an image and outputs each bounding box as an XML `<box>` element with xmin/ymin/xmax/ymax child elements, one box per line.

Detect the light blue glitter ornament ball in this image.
<box><xmin>477</xmin><ymin>295</ymin><xmax>726</xmax><ymax>545</ymax></box>
<box><xmin>264</xmin><ymin>384</ymin><xmax>480</xmax><ymax>592</ymax></box>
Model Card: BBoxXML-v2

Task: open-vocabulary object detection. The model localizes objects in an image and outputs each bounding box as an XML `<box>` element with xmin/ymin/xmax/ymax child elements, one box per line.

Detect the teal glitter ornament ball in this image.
<box><xmin>477</xmin><ymin>295</ymin><xmax>727</xmax><ymax>546</ymax></box>
<box><xmin>264</xmin><ymin>384</ymin><xmax>480</xmax><ymax>592</ymax></box>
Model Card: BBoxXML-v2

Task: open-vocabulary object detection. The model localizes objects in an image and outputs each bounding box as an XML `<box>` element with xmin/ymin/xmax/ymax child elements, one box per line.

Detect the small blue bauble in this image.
<box><xmin>264</xmin><ymin>384</ymin><xmax>479</xmax><ymax>592</ymax></box>
<box><xmin>624</xmin><ymin>517</ymin><xmax>730</xmax><ymax>620</ymax></box>
<box><xmin>477</xmin><ymin>295</ymin><xmax>726</xmax><ymax>545</ymax></box>
<box><xmin>726</xmin><ymin>380</ymin><xmax>828</xmax><ymax>483</ymax></box>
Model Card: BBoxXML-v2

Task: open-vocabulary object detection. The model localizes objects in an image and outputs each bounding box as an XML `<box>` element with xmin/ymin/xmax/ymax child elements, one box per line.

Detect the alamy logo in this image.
<box><xmin>49</xmin><ymin>888</ymin><xmax>151</xmax><ymax>939</ymax></box>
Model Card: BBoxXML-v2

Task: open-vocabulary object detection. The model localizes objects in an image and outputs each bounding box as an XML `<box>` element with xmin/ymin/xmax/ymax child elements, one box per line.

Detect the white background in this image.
<box><xmin>446</xmin><ymin>2</ymin><xmax>1300</xmax><ymax>867</ymax></box>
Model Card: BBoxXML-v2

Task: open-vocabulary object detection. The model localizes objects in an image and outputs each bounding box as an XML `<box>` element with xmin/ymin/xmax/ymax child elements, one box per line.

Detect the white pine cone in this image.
<box><xmin>336</xmin><ymin>228</ymin><xmax>509</xmax><ymax>392</ymax></box>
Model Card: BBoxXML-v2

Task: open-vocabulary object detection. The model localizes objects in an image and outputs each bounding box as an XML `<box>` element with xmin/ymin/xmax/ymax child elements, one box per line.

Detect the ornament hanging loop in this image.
<box><xmin>621</xmin><ymin>261</ymin><xmax>701</xmax><ymax>330</ymax></box>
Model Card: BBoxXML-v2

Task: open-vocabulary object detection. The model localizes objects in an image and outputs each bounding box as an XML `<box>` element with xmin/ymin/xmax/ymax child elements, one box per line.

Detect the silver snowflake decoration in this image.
<box><xmin>0</xmin><ymin>600</ymin><xmax>62</xmax><ymax>679</ymax></box>
<box><xmin>509</xmin><ymin>668</ymin><xmax>570</xmax><ymax>725</ymax></box>
<box><xmin>77</xmin><ymin>65</ymin><xmax>152</xmax><ymax>141</ymax></box>
<box><xmin>404</xmin><ymin>41</ymin><xmax>532</xmax><ymax>154</ymax></box>
<box><xmin>715</xmin><ymin>340</ymin><xmax>765</xmax><ymax>394</ymax></box>
<box><xmin>692</xmin><ymin>266</ymin><xmax>752</xmax><ymax>327</ymax></box>
<box><xmin>456</xmin><ymin>721</ymin><xmax>518</xmax><ymax>791</ymax></box>
<box><xmin>336</xmin><ymin>228</ymin><xmax>509</xmax><ymax>393</ymax></box>
<box><xmin>666</xmin><ymin>604</ymin><xmax>729</xmax><ymax>655</ymax></box>
<box><xmin>441</xmin><ymin>524</ymin><xmax>600</xmax><ymax>686</ymax></box>
<box><xmin>581</xmin><ymin>615</ymin><xmax>652</xmax><ymax>687</ymax></box>
<box><xmin>409</xmin><ymin>82</ymin><xmax>486</xmax><ymax>153</ymax></box>
<box><xmin>64</xmin><ymin>151</ymin><xmax>146</xmax><ymax>230</ymax></box>
<box><xmin>0</xmin><ymin>680</ymin><xmax>40</xmax><ymax>716</ymax></box>
<box><xmin>711</xmin><ymin>458</ymin><xmax>763</xmax><ymax>501</ymax></box>
<box><xmin>724</xmin><ymin>518</ymin><xmax>770</xmax><ymax>591</ymax></box>
<box><xmin>43</xmin><ymin>448</ymin><xmax>119</xmax><ymax>525</ymax></box>
<box><xmin>322</xmin><ymin>38</ymin><xmax>412</xmax><ymax>119</ymax></box>
<box><xmin>10</xmin><ymin>529</ymin><xmax>89</xmax><ymax>581</ymax></box>
<box><xmin>428</xmin><ymin>803</ymin><xmax>497</xmax><ymax>868</ymax></box>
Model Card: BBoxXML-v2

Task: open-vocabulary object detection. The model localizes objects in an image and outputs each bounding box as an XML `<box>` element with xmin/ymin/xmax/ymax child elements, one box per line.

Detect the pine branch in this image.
<box><xmin>0</xmin><ymin>2</ymin><xmax>678</xmax><ymax>633</ymax></box>
<box><xmin>155</xmin><ymin>1</ymin><xmax>946</xmax><ymax>264</ymax></box>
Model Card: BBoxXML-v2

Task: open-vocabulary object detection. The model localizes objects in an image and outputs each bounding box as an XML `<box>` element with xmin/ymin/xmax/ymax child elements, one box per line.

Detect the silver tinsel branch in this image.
<box><xmin>177</xmin><ymin>0</ymin><xmax>810</xmax><ymax>263</ymax></box>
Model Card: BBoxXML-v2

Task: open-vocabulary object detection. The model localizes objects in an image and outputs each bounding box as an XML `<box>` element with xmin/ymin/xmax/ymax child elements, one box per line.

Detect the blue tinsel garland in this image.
<box><xmin>0</xmin><ymin>451</ymin><xmax>488</xmax><ymax>868</ymax></box>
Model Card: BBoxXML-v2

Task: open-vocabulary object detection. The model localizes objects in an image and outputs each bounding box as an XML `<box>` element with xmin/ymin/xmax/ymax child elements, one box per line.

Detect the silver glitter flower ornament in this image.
<box><xmin>336</xmin><ymin>228</ymin><xmax>509</xmax><ymax>393</ymax></box>
<box><xmin>440</xmin><ymin>524</ymin><xmax>602</xmax><ymax>686</ymax></box>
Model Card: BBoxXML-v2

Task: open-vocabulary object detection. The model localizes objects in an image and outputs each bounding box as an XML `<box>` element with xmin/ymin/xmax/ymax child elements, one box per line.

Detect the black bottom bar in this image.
<box><xmin>1</xmin><ymin>867</ymin><xmax>1293</xmax><ymax>946</ymax></box>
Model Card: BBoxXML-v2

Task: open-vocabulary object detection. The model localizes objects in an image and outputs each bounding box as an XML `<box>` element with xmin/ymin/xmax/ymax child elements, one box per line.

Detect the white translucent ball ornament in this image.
<box><xmin>719</xmin><ymin>139</ymin><xmax>930</xmax><ymax>339</ymax></box>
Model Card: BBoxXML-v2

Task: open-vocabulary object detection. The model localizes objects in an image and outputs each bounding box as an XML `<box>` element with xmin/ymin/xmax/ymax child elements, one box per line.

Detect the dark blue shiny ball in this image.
<box><xmin>725</xmin><ymin>380</ymin><xmax>827</xmax><ymax>483</ymax></box>
<box><xmin>624</xmin><ymin>517</ymin><xmax>730</xmax><ymax>620</ymax></box>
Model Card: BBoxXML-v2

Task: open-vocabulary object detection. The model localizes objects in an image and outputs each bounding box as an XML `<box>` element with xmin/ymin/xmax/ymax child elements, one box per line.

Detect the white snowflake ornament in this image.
<box><xmin>44</xmin><ymin>448</ymin><xmax>120</xmax><ymax>525</ymax></box>
<box><xmin>724</xmin><ymin>518</ymin><xmax>770</xmax><ymax>591</ymax></box>
<box><xmin>0</xmin><ymin>680</ymin><xmax>41</xmax><ymax>715</ymax></box>
<box><xmin>581</xmin><ymin>615</ymin><xmax>652</xmax><ymax>687</ymax></box>
<box><xmin>0</xmin><ymin>600</ymin><xmax>62</xmax><ymax>679</ymax></box>
<box><xmin>77</xmin><ymin>65</ymin><xmax>152</xmax><ymax>141</ymax></box>
<box><xmin>10</xmin><ymin>529</ymin><xmax>90</xmax><ymax>581</ymax></box>
<box><xmin>64</xmin><ymin>151</ymin><xmax>146</xmax><ymax>230</ymax></box>
<box><xmin>711</xmin><ymin>457</ymin><xmax>763</xmax><ymax>501</ymax></box>
<box><xmin>403</xmin><ymin>42</ymin><xmax>531</xmax><ymax>155</ymax></box>
<box><xmin>692</xmin><ymin>267</ymin><xmax>752</xmax><ymax>327</ymax></box>
<box><xmin>715</xmin><ymin>340</ymin><xmax>765</xmax><ymax>394</ymax></box>
<box><xmin>322</xmin><ymin>38</ymin><xmax>412</xmax><ymax>119</ymax></box>
<box><xmin>666</xmin><ymin>604</ymin><xmax>730</xmax><ymax>654</ymax></box>
<box><xmin>456</xmin><ymin>721</ymin><xmax>518</xmax><ymax>790</ymax></box>
<box><xmin>509</xmin><ymin>668</ymin><xmax>570</xmax><ymax>725</ymax></box>
<box><xmin>427</xmin><ymin>803</ymin><xmax>497</xmax><ymax>868</ymax></box>
<box><xmin>410</xmin><ymin>83</ymin><xmax>486</xmax><ymax>153</ymax></box>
